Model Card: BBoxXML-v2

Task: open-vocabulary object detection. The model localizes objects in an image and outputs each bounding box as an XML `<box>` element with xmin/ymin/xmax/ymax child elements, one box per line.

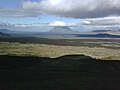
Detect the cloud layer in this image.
<box><xmin>0</xmin><ymin>21</ymin><xmax>76</xmax><ymax>30</ymax></box>
<box><xmin>81</xmin><ymin>16</ymin><xmax>120</xmax><ymax>30</ymax></box>
<box><xmin>0</xmin><ymin>8</ymin><xmax>42</xmax><ymax>18</ymax></box>
<box><xmin>49</xmin><ymin>21</ymin><xmax>76</xmax><ymax>26</ymax></box>
<box><xmin>1</xmin><ymin>0</ymin><xmax>120</xmax><ymax>18</ymax></box>
<box><xmin>22</xmin><ymin>0</ymin><xmax>120</xmax><ymax>18</ymax></box>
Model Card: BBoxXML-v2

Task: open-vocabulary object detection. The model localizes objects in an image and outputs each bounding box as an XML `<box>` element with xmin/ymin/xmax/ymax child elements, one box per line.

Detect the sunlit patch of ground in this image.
<box><xmin>0</xmin><ymin>42</ymin><xmax>120</xmax><ymax>60</ymax></box>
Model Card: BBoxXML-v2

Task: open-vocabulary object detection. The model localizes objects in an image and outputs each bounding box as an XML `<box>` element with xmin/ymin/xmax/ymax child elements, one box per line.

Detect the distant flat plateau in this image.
<box><xmin>0</xmin><ymin>37</ymin><xmax>120</xmax><ymax>60</ymax></box>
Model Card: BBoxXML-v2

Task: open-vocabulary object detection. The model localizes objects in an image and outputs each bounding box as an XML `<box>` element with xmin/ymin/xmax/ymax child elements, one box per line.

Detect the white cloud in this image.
<box><xmin>1</xmin><ymin>0</ymin><xmax>120</xmax><ymax>19</ymax></box>
<box><xmin>0</xmin><ymin>22</ymin><xmax>15</xmax><ymax>29</ymax></box>
<box><xmin>82</xmin><ymin>20</ymin><xmax>91</xmax><ymax>25</ymax></box>
<box><xmin>82</xmin><ymin>16</ymin><xmax>120</xmax><ymax>25</ymax></box>
<box><xmin>80</xmin><ymin>16</ymin><xmax>120</xmax><ymax>30</ymax></box>
<box><xmin>49</xmin><ymin>21</ymin><xmax>76</xmax><ymax>26</ymax></box>
<box><xmin>49</xmin><ymin>21</ymin><xmax>66</xmax><ymax>26</ymax></box>
<box><xmin>0</xmin><ymin>8</ymin><xmax>41</xmax><ymax>18</ymax></box>
<box><xmin>0</xmin><ymin>22</ymin><xmax>48</xmax><ymax>30</ymax></box>
<box><xmin>22</xmin><ymin>0</ymin><xmax>120</xmax><ymax>18</ymax></box>
<box><xmin>0</xmin><ymin>21</ymin><xmax>77</xmax><ymax>32</ymax></box>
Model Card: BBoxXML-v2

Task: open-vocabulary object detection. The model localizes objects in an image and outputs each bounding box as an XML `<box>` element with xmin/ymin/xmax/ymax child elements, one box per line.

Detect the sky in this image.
<box><xmin>0</xmin><ymin>0</ymin><xmax>120</xmax><ymax>32</ymax></box>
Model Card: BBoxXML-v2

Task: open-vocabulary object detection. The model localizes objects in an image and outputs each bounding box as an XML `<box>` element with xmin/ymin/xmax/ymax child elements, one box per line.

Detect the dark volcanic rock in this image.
<box><xmin>0</xmin><ymin>55</ymin><xmax>120</xmax><ymax>90</ymax></box>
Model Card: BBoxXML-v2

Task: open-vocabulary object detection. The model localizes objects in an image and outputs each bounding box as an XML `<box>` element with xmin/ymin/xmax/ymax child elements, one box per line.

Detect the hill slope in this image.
<box><xmin>0</xmin><ymin>32</ymin><xmax>10</xmax><ymax>37</ymax></box>
<box><xmin>47</xmin><ymin>26</ymin><xmax>78</xmax><ymax>34</ymax></box>
<box><xmin>0</xmin><ymin>29</ymin><xmax>10</xmax><ymax>33</ymax></box>
<box><xmin>0</xmin><ymin>55</ymin><xmax>120</xmax><ymax>90</ymax></box>
<box><xmin>77</xmin><ymin>33</ymin><xmax>120</xmax><ymax>38</ymax></box>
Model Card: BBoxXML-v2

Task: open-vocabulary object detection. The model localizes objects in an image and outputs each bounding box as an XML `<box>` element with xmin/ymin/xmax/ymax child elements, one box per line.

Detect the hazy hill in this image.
<box><xmin>92</xmin><ymin>30</ymin><xmax>111</xmax><ymax>32</ymax></box>
<box><xmin>77</xmin><ymin>33</ymin><xmax>120</xmax><ymax>38</ymax></box>
<box><xmin>0</xmin><ymin>32</ymin><xmax>7</xmax><ymax>35</ymax></box>
<box><xmin>0</xmin><ymin>29</ymin><xmax>11</xmax><ymax>33</ymax></box>
<box><xmin>47</xmin><ymin>26</ymin><xmax>78</xmax><ymax>34</ymax></box>
<box><xmin>0</xmin><ymin>32</ymin><xmax>10</xmax><ymax>37</ymax></box>
<box><xmin>80</xmin><ymin>30</ymin><xmax>120</xmax><ymax>36</ymax></box>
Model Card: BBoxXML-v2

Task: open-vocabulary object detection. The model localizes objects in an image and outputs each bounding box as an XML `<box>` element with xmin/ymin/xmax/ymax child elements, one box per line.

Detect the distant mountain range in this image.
<box><xmin>0</xmin><ymin>29</ymin><xmax>13</xmax><ymax>37</ymax></box>
<box><xmin>77</xmin><ymin>33</ymin><xmax>120</xmax><ymax>38</ymax></box>
<box><xmin>92</xmin><ymin>30</ymin><xmax>111</xmax><ymax>32</ymax></box>
<box><xmin>0</xmin><ymin>29</ymin><xmax>11</xmax><ymax>33</ymax></box>
<box><xmin>0</xmin><ymin>32</ymin><xmax>10</xmax><ymax>37</ymax></box>
<box><xmin>47</xmin><ymin>26</ymin><xmax>78</xmax><ymax>34</ymax></box>
<box><xmin>0</xmin><ymin>32</ymin><xmax>7</xmax><ymax>35</ymax></box>
<box><xmin>0</xmin><ymin>28</ymin><xmax>120</xmax><ymax>38</ymax></box>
